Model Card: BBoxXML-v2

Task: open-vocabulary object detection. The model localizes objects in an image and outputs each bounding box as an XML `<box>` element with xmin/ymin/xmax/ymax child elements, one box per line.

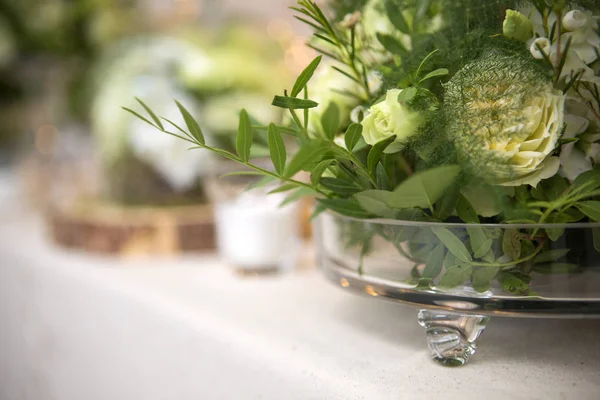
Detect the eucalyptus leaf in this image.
<box><xmin>432</xmin><ymin>227</ymin><xmax>472</xmax><ymax>263</ymax></box>
<box><xmin>175</xmin><ymin>100</ymin><xmax>205</xmax><ymax>145</ymax></box>
<box><xmin>291</xmin><ymin>55</ymin><xmax>322</xmax><ymax>97</ymax></box>
<box><xmin>272</xmin><ymin>96</ymin><xmax>319</xmax><ymax>109</ymax></box>
<box><xmin>344</xmin><ymin>123</ymin><xmax>363</xmax><ymax>152</ymax></box>
<box><xmin>387</xmin><ymin>165</ymin><xmax>461</xmax><ymax>210</ymax></box>
<box><xmin>321</xmin><ymin>102</ymin><xmax>340</xmax><ymax>140</ymax></box>
<box><xmin>423</xmin><ymin>244</ymin><xmax>445</xmax><ymax>279</ymax></box>
<box><xmin>236</xmin><ymin>109</ymin><xmax>253</xmax><ymax>162</ymax></box>
<box><xmin>267</xmin><ymin>123</ymin><xmax>286</xmax><ymax>175</ymax></box>
<box><xmin>437</xmin><ymin>265</ymin><xmax>473</xmax><ymax>289</ymax></box>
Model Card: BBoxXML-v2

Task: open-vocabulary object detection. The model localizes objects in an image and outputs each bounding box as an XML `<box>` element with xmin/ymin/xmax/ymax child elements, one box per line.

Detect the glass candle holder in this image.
<box><xmin>207</xmin><ymin>160</ymin><xmax>301</xmax><ymax>274</ymax></box>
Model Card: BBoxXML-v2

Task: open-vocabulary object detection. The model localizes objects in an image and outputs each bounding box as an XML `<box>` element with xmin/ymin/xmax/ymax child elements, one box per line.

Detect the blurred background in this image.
<box><xmin>0</xmin><ymin>0</ymin><xmax>320</xmax><ymax>262</ymax></box>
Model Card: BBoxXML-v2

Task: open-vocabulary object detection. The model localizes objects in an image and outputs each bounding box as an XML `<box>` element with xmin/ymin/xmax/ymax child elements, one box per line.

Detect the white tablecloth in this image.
<box><xmin>1</xmin><ymin>179</ymin><xmax>600</xmax><ymax>400</ymax></box>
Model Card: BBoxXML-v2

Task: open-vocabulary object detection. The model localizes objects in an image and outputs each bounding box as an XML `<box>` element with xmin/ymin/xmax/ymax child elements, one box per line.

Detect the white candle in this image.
<box><xmin>215</xmin><ymin>190</ymin><xmax>300</xmax><ymax>271</ymax></box>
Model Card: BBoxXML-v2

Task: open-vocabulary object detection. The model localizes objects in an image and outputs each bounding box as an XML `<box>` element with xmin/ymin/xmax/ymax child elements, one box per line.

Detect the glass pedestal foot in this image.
<box><xmin>417</xmin><ymin>309</ymin><xmax>490</xmax><ymax>367</ymax></box>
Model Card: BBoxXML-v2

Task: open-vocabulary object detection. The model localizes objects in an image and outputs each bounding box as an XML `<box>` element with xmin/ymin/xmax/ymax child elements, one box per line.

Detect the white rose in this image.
<box><xmin>361</xmin><ymin>89</ymin><xmax>424</xmax><ymax>150</ymax></box>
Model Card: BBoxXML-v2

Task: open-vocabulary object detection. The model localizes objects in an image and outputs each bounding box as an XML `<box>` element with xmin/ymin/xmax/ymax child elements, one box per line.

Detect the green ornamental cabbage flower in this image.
<box><xmin>444</xmin><ymin>51</ymin><xmax>566</xmax><ymax>187</ymax></box>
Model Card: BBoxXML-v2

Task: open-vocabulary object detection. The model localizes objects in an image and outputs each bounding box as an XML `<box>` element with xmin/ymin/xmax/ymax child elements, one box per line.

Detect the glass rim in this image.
<box><xmin>325</xmin><ymin>211</ymin><xmax>600</xmax><ymax>229</ymax></box>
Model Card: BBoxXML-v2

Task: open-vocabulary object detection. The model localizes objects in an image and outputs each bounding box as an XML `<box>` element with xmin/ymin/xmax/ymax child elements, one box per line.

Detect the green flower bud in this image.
<box><xmin>503</xmin><ymin>10</ymin><xmax>534</xmax><ymax>42</ymax></box>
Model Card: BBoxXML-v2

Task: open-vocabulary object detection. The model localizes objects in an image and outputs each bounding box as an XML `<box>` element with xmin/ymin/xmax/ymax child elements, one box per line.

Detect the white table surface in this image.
<box><xmin>1</xmin><ymin>177</ymin><xmax>600</xmax><ymax>400</ymax></box>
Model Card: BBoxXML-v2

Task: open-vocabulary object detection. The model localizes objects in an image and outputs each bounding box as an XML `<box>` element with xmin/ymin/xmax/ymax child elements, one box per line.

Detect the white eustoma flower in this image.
<box><xmin>530</xmin><ymin>37</ymin><xmax>552</xmax><ymax>59</ymax></box>
<box><xmin>361</xmin><ymin>89</ymin><xmax>424</xmax><ymax>150</ymax></box>
<box><xmin>559</xmin><ymin>112</ymin><xmax>592</xmax><ymax>181</ymax></box>
<box><xmin>561</xmin><ymin>10</ymin><xmax>600</xmax><ymax>65</ymax></box>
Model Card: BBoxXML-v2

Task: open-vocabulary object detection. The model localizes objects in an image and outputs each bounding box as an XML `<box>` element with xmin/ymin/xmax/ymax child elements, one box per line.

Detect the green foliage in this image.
<box><xmin>124</xmin><ymin>0</ymin><xmax>600</xmax><ymax>298</ymax></box>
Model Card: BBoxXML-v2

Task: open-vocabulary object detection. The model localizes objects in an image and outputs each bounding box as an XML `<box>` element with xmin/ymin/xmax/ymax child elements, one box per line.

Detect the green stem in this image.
<box><xmin>470</xmin><ymin>242</ymin><xmax>545</xmax><ymax>268</ymax></box>
<box><xmin>289</xmin><ymin>109</ymin><xmax>310</xmax><ymax>141</ymax></box>
<box><xmin>202</xmin><ymin>145</ymin><xmax>328</xmax><ymax>197</ymax></box>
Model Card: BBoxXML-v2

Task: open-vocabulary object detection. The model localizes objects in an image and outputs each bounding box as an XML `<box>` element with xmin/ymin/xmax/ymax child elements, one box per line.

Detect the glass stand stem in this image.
<box><xmin>417</xmin><ymin>309</ymin><xmax>490</xmax><ymax>367</ymax></box>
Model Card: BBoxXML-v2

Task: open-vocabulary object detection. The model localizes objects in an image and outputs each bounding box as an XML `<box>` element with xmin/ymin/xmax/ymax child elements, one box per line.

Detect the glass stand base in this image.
<box><xmin>417</xmin><ymin>310</ymin><xmax>490</xmax><ymax>367</ymax></box>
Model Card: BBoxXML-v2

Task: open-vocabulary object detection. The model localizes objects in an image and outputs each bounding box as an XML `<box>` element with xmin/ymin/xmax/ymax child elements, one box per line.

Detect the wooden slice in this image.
<box><xmin>47</xmin><ymin>201</ymin><xmax>216</xmax><ymax>255</ymax></box>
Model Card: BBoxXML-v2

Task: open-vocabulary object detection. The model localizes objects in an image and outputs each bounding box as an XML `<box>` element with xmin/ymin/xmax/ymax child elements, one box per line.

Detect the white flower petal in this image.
<box><xmin>499</xmin><ymin>157</ymin><xmax>561</xmax><ymax>187</ymax></box>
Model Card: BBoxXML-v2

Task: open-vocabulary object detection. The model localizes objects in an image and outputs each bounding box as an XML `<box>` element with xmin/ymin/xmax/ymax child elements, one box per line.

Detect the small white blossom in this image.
<box><xmin>530</xmin><ymin>37</ymin><xmax>551</xmax><ymax>59</ymax></box>
<box><xmin>340</xmin><ymin>11</ymin><xmax>361</xmax><ymax>29</ymax></box>
<box><xmin>563</xmin><ymin>10</ymin><xmax>588</xmax><ymax>31</ymax></box>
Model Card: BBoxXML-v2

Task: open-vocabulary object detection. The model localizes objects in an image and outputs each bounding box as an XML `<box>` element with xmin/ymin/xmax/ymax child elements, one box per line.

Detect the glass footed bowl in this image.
<box><xmin>315</xmin><ymin>212</ymin><xmax>600</xmax><ymax>366</ymax></box>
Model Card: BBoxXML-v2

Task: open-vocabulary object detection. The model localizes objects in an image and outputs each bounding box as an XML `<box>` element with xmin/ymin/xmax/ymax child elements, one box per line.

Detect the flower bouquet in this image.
<box><xmin>128</xmin><ymin>0</ymin><xmax>600</xmax><ymax>364</ymax></box>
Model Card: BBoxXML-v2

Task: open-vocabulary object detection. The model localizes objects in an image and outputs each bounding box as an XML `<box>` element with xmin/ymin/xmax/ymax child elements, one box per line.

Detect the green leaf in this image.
<box><xmin>320</xmin><ymin>178</ymin><xmax>360</xmax><ymax>196</ymax></box>
<box><xmin>320</xmin><ymin>102</ymin><xmax>340</xmax><ymax>140</ymax></box>
<box><xmin>376</xmin><ymin>33</ymin><xmax>408</xmax><ymax>56</ymax></box>
<box><xmin>423</xmin><ymin>244</ymin><xmax>445</xmax><ymax>279</ymax></box>
<box><xmin>533</xmin><ymin>263</ymin><xmax>578</xmax><ymax>274</ymax></box>
<box><xmin>122</xmin><ymin>107</ymin><xmax>156</xmax><ymax>128</ymax></box>
<box><xmin>542</xmin><ymin>175</ymin><xmax>569</xmax><ymax>201</ymax></box>
<box><xmin>280</xmin><ymin>187</ymin><xmax>314</xmax><ymax>207</ymax></box>
<box><xmin>468</xmin><ymin>227</ymin><xmax>493</xmax><ymax>259</ymax></box>
<box><xmin>432</xmin><ymin>227</ymin><xmax>472</xmax><ymax>263</ymax></box>
<box><xmin>175</xmin><ymin>100</ymin><xmax>205</xmax><ymax>145</ymax></box>
<box><xmin>310</xmin><ymin>159</ymin><xmax>334</xmax><ymax>187</ymax></box>
<box><xmin>354</xmin><ymin>190</ymin><xmax>395</xmax><ymax>218</ymax></box>
<box><xmin>376</xmin><ymin>163</ymin><xmax>391</xmax><ymax>190</ymax></box>
<box><xmin>397</xmin><ymin>87</ymin><xmax>417</xmax><ymax>105</ymax></box>
<box><xmin>272</xmin><ymin>96</ymin><xmax>319</xmax><ymax>109</ymax></box>
<box><xmin>387</xmin><ymin>165</ymin><xmax>462</xmax><ymax>209</ymax></box>
<box><xmin>267</xmin><ymin>124</ymin><xmax>286</xmax><ymax>175</ymax></box>
<box><xmin>435</xmin><ymin>185</ymin><xmax>459</xmax><ymax>220</ymax></box>
<box><xmin>594</xmin><ymin>228</ymin><xmax>600</xmax><ymax>252</ymax></box>
<box><xmin>344</xmin><ymin>123</ymin><xmax>363</xmax><ymax>152</ymax></box>
<box><xmin>236</xmin><ymin>109</ymin><xmax>253</xmax><ymax>162</ymax></box>
<box><xmin>499</xmin><ymin>273</ymin><xmax>530</xmax><ymax>296</ymax></box>
<box><xmin>419</xmin><ymin>68</ymin><xmax>449</xmax><ymax>83</ymax></box>
<box><xmin>220</xmin><ymin>171</ymin><xmax>265</xmax><ymax>179</ymax></box>
<box><xmin>573</xmin><ymin>166</ymin><xmax>600</xmax><ymax>193</ymax></box>
<box><xmin>268</xmin><ymin>183</ymin><xmax>298</xmax><ymax>194</ymax></box>
<box><xmin>575</xmin><ymin>201</ymin><xmax>600</xmax><ymax>221</ymax></box>
<box><xmin>246</xmin><ymin>175</ymin><xmax>276</xmax><ymax>190</ymax></box>
<box><xmin>534</xmin><ymin>249</ymin><xmax>570</xmax><ymax>264</ymax></box>
<box><xmin>284</xmin><ymin>141</ymin><xmax>329</xmax><ymax>178</ymax></box>
<box><xmin>437</xmin><ymin>265</ymin><xmax>473</xmax><ymax>289</ymax></box>
<box><xmin>291</xmin><ymin>55</ymin><xmax>322</xmax><ymax>97</ymax></box>
<box><xmin>456</xmin><ymin>193</ymin><xmax>479</xmax><ymax>223</ymax></box>
<box><xmin>502</xmin><ymin>229</ymin><xmax>521</xmax><ymax>260</ymax></box>
<box><xmin>472</xmin><ymin>267</ymin><xmax>498</xmax><ymax>293</ymax></box>
<box><xmin>318</xmin><ymin>198</ymin><xmax>372</xmax><ymax>218</ymax></box>
<box><xmin>136</xmin><ymin>97</ymin><xmax>164</xmax><ymax>130</ymax></box>
<box><xmin>367</xmin><ymin>135</ymin><xmax>396</xmax><ymax>174</ymax></box>
<box><xmin>385</xmin><ymin>0</ymin><xmax>410</xmax><ymax>34</ymax></box>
